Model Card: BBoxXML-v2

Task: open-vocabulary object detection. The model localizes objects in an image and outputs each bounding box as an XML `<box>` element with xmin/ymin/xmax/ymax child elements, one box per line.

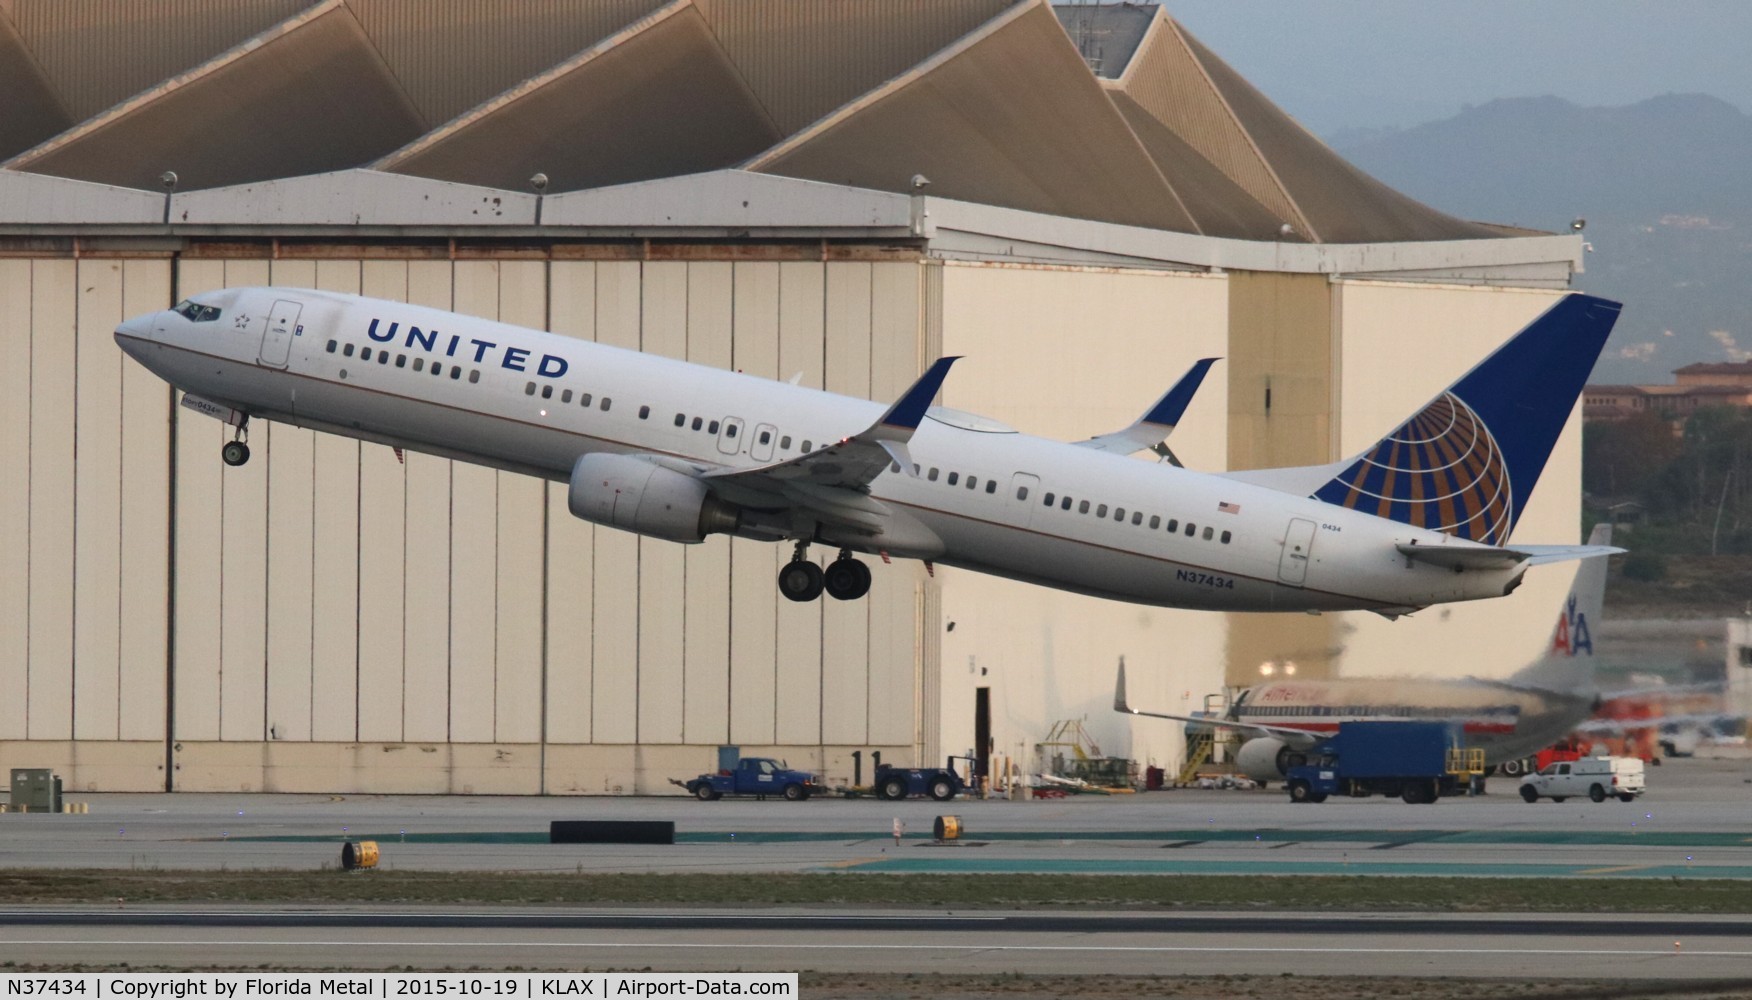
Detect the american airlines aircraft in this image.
<box><xmin>114</xmin><ymin>288</ymin><xmax>1620</xmax><ymax>612</ymax></box>
<box><xmin>1115</xmin><ymin>524</ymin><xmax>1613</xmax><ymax>780</ymax></box>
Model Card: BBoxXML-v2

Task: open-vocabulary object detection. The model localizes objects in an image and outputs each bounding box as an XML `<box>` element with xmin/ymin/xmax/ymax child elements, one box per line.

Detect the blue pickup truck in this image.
<box><xmin>685</xmin><ymin>757</ymin><xmax>821</xmax><ymax>801</ymax></box>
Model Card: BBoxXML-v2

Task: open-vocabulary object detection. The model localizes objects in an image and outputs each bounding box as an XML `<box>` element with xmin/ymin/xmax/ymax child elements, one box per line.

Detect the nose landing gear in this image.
<box><xmin>776</xmin><ymin>544</ymin><xmax>872</xmax><ymax>602</ymax></box>
<box><xmin>221</xmin><ymin>418</ymin><xmax>251</xmax><ymax>467</ymax></box>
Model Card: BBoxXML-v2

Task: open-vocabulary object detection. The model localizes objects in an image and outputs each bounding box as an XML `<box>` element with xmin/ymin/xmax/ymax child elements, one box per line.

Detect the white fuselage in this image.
<box><xmin>115</xmin><ymin>287</ymin><xmax>1528</xmax><ymax>613</ymax></box>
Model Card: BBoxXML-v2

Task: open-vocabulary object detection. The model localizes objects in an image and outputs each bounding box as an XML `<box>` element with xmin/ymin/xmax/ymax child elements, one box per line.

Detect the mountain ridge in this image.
<box><xmin>1331</xmin><ymin>93</ymin><xmax>1752</xmax><ymax>384</ymax></box>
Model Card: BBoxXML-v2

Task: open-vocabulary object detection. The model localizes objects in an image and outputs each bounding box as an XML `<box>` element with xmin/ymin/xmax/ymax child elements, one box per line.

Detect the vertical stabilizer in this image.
<box><xmin>1311</xmin><ymin>294</ymin><xmax>1621</xmax><ymax>544</ymax></box>
<box><xmin>1510</xmin><ymin>523</ymin><xmax>1612</xmax><ymax>695</ymax></box>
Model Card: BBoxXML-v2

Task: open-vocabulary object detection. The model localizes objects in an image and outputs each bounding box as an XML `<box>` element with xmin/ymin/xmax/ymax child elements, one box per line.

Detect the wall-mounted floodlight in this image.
<box><xmin>159</xmin><ymin>171</ymin><xmax>178</xmax><ymax>225</ymax></box>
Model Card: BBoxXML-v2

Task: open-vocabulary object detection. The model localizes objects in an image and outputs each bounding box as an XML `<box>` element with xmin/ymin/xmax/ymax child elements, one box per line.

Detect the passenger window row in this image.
<box><xmin>1038</xmin><ymin>489</ymin><xmax>1232</xmax><ymax>544</ymax></box>
<box><xmin>674</xmin><ymin>412</ymin><xmax>723</xmax><ymax>435</ymax></box>
<box><xmin>524</xmin><ymin>380</ymin><xmax>610</xmax><ymax>411</ymax></box>
<box><xmin>669</xmin><ymin>412</ymin><xmax>808</xmax><ymax>452</ymax></box>
<box><xmin>890</xmin><ymin>462</ymin><xmax>1000</xmax><ymax>494</ymax></box>
<box><xmin>328</xmin><ymin>339</ymin><xmax>480</xmax><ymax>383</ymax></box>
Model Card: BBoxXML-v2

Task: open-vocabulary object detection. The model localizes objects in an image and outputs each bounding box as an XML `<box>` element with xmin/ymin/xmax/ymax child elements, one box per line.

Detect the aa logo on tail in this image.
<box><xmin>1551</xmin><ymin>594</ymin><xmax>1593</xmax><ymax>657</ymax></box>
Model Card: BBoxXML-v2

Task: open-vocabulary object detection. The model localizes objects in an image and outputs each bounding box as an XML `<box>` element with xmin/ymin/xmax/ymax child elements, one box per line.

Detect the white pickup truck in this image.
<box><xmin>1518</xmin><ymin>756</ymin><xmax>1645</xmax><ymax>803</ymax></box>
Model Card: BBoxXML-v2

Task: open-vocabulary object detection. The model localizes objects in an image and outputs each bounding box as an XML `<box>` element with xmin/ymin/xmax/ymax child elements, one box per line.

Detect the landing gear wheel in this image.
<box><xmin>823</xmin><ymin>555</ymin><xmax>872</xmax><ymax>601</ymax></box>
<box><xmin>778</xmin><ymin>560</ymin><xmax>824</xmax><ymax>602</ymax></box>
<box><xmin>221</xmin><ymin>440</ymin><xmax>251</xmax><ymax>467</ymax></box>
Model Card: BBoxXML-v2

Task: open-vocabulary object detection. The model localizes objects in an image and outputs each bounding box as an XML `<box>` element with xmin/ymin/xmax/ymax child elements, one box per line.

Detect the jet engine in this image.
<box><xmin>568</xmin><ymin>453</ymin><xmax>739</xmax><ymax>544</ymax></box>
<box><xmin>1235</xmin><ymin>737</ymin><xmax>1309</xmax><ymax>783</ymax></box>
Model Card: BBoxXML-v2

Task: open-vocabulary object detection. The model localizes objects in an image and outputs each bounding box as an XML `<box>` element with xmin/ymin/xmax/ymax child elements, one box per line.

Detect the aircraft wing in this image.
<box><xmin>1074</xmin><ymin>358</ymin><xmax>1218</xmax><ymax>460</ymax></box>
<box><xmin>701</xmin><ymin>357</ymin><xmax>959</xmax><ymax>531</ymax></box>
<box><xmin>1112</xmin><ymin>658</ymin><xmax>1324</xmax><ymax>747</ymax></box>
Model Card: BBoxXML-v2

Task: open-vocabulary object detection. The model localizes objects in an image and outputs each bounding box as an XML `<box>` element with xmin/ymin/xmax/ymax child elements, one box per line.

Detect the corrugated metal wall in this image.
<box><xmin>10</xmin><ymin>0</ymin><xmax>313</xmax><ymax>121</ymax></box>
<box><xmin>695</xmin><ymin>0</ymin><xmax>1014</xmax><ymax>135</ymax></box>
<box><xmin>347</xmin><ymin>0</ymin><xmax>666</xmax><ymax>126</ymax></box>
<box><xmin>10</xmin><ymin>5</ymin><xmax>428</xmax><ymax>193</ymax></box>
<box><xmin>0</xmin><ymin>250</ymin><xmax>930</xmax><ymax>794</ymax></box>
<box><xmin>0</xmin><ymin>8</ymin><xmax>73</xmax><ymax>161</ymax></box>
<box><xmin>753</xmin><ymin>1</ymin><xmax>1196</xmax><ymax>233</ymax></box>
<box><xmin>1118</xmin><ymin>16</ymin><xmax>1304</xmax><ymax>236</ymax></box>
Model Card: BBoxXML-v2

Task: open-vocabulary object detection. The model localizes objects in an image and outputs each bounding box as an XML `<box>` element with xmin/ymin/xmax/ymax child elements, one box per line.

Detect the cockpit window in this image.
<box><xmin>173</xmin><ymin>300</ymin><xmax>222</xmax><ymax>322</ymax></box>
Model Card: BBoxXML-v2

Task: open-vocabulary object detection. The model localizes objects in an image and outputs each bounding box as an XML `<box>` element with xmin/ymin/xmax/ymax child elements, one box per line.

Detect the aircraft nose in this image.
<box><xmin>114</xmin><ymin>311</ymin><xmax>156</xmax><ymax>355</ymax></box>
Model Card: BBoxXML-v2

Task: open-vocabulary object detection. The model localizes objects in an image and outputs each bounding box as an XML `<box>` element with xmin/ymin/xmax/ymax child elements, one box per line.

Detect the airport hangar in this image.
<box><xmin>0</xmin><ymin>0</ymin><xmax>1588</xmax><ymax>795</ymax></box>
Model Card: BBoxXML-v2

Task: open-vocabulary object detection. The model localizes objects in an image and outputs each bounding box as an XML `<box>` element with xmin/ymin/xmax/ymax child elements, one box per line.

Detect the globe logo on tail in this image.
<box><xmin>1313</xmin><ymin>392</ymin><xmax>1513</xmax><ymax>544</ymax></box>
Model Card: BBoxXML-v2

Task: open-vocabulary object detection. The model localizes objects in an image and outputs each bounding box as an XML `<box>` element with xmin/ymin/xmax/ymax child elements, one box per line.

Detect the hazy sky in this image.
<box><xmin>1165</xmin><ymin>1</ymin><xmax>1752</xmax><ymax>136</ymax></box>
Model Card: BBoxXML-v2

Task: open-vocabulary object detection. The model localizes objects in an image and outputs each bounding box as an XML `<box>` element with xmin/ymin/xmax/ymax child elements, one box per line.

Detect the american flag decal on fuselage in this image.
<box><xmin>1311</xmin><ymin>392</ymin><xmax>1512</xmax><ymax>544</ymax></box>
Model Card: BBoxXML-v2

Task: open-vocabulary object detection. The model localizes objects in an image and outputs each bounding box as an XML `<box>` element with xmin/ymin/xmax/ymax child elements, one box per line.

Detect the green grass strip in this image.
<box><xmin>3</xmin><ymin>870</ymin><xmax>1750</xmax><ymax>912</ymax></box>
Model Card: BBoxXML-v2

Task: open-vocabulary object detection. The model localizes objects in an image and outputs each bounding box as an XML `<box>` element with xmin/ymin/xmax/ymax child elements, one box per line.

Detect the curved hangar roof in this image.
<box><xmin>0</xmin><ymin>0</ymin><xmax>1512</xmax><ymax>244</ymax></box>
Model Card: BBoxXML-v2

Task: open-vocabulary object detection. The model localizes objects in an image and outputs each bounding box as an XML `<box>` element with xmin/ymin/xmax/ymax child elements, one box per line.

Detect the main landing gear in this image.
<box><xmin>221</xmin><ymin>418</ymin><xmax>251</xmax><ymax>467</ymax></box>
<box><xmin>777</xmin><ymin>544</ymin><xmax>872</xmax><ymax>603</ymax></box>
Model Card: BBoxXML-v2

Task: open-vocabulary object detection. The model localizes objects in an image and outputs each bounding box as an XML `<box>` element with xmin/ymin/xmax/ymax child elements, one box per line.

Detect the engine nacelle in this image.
<box><xmin>568</xmin><ymin>453</ymin><xmax>739</xmax><ymax>544</ymax></box>
<box><xmin>1235</xmin><ymin>737</ymin><xmax>1309</xmax><ymax>783</ymax></box>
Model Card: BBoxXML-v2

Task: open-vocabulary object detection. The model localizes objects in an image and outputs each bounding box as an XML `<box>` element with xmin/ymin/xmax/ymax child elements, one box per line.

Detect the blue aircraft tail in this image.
<box><xmin>1310</xmin><ymin>293</ymin><xmax>1621</xmax><ymax>544</ymax></box>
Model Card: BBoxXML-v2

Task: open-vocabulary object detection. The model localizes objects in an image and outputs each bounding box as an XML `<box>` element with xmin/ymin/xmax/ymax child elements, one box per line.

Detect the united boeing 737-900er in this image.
<box><xmin>114</xmin><ymin>288</ymin><xmax>1621</xmax><ymax>614</ymax></box>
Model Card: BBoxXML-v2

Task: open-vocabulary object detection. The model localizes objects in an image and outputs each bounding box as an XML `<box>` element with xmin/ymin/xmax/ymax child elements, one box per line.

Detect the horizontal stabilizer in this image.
<box><xmin>1395</xmin><ymin>540</ymin><xmax>1622</xmax><ymax>570</ymax></box>
<box><xmin>1510</xmin><ymin>544</ymin><xmax>1625</xmax><ymax>566</ymax></box>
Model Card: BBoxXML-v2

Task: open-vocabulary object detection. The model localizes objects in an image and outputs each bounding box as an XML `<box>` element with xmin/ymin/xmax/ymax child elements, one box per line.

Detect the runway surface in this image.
<box><xmin>5</xmin><ymin>758</ymin><xmax>1751</xmax><ymax>980</ymax></box>
<box><xmin>3</xmin><ymin>906</ymin><xmax>1751</xmax><ymax>978</ymax></box>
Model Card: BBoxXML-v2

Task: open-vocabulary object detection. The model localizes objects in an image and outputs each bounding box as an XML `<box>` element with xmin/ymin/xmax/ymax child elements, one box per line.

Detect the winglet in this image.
<box><xmin>872</xmin><ymin>356</ymin><xmax>961</xmax><ymax>438</ymax></box>
<box><xmin>1140</xmin><ymin>358</ymin><xmax>1219</xmax><ymax>429</ymax></box>
<box><xmin>1077</xmin><ymin>358</ymin><xmax>1220</xmax><ymax>456</ymax></box>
